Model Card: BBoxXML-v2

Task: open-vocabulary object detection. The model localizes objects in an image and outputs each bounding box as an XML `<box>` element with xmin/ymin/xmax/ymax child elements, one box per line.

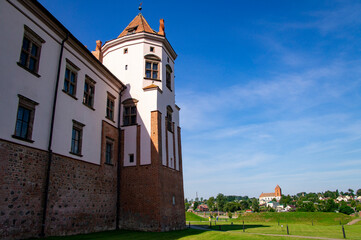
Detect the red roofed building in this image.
<box><xmin>259</xmin><ymin>185</ymin><xmax>282</xmax><ymax>204</ymax></box>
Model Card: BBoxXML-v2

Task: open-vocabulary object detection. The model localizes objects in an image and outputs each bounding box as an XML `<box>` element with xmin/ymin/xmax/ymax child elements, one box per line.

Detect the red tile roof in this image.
<box><xmin>118</xmin><ymin>13</ymin><xmax>159</xmax><ymax>38</ymax></box>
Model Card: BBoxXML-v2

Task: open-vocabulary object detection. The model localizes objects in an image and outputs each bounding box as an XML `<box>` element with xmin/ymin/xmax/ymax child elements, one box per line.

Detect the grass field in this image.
<box><xmin>41</xmin><ymin>229</ymin><xmax>313</xmax><ymax>240</ymax></box>
<box><xmin>37</xmin><ymin>212</ymin><xmax>360</xmax><ymax>240</ymax></box>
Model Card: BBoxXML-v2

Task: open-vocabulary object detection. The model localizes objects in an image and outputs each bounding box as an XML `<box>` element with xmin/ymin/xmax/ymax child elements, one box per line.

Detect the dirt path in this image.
<box><xmin>189</xmin><ymin>225</ymin><xmax>345</xmax><ymax>240</ymax></box>
<box><xmin>347</xmin><ymin>218</ymin><xmax>361</xmax><ymax>225</ymax></box>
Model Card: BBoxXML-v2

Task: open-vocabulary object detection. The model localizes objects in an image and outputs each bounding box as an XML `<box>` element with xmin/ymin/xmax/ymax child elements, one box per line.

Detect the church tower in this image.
<box><xmin>101</xmin><ymin>13</ymin><xmax>185</xmax><ymax>231</ymax></box>
<box><xmin>275</xmin><ymin>185</ymin><xmax>282</xmax><ymax>197</ymax></box>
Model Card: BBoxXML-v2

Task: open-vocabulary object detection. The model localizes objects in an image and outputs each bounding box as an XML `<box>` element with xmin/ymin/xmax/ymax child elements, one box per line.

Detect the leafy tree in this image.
<box><xmin>348</xmin><ymin>189</ymin><xmax>354</xmax><ymax>196</ymax></box>
<box><xmin>297</xmin><ymin>202</ymin><xmax>315</xmax><ymax>212</ymax></box>
<box><xmin>357</xmin><ymin>189</ymin><xmax>361</xmax><ymax>196</ymax></box>
<box><xmin>356</xmin><ymin>204</ymin><xmax>361</xmax><ymax>212</ymax></box>
<box><xmin>185</xmin><ymin>198</ymin><xmax>189</xmax><ymax>203</ymax></box>
<box><xmin>322</xmin><ymin>199</ymin><xmax>339</xmax><ymax>212</ymax></box>
<box><xmin>185</xmin><ymin>202</ymin><xmax>191</xmax><ymax>211</ymax></box>
<box><xmin>225</xmin><ymin>202</ymin><xmax>239</xmax><ymax>212</ymax></box>
<box><xmin>207</xmin><ymin>197</ymin><xmax>215</xmax><ymax>211</ymax></box>
<box><xmin>251</xmin><ymin>199</ymin><xmax>260</xmax><ymax>212</ymax></box>
<box><xmin>351</xmin><ymin>200</ymin><xmax>357</xmax><ymax>207</ymax></box>
<box><xmin>240</xmin><ymin>201</ymin><xmax>249</xmax><ymax>210</ymax></box>
<box><xmin>193</xmin><ymin>201</ymin><xmax>199</xmax><ymax>211</ymax></box>
<box><xmin>216</xmin><ymin>193</ymin><xmax>227</xmax><ymax>211</ymax></box>
<box><xmin>228</xmin><ymin>211</ymin><xmax>232</xmax><ymax>219</ymax></box>
<box><xmin>339</xmin><ymin>205</ymin><xmax>355</xmax><ymax>215</ymax></box>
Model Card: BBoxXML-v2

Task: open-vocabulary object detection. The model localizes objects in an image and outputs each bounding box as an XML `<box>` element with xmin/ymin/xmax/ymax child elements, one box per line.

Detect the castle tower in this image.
<box><xmin>275</xmin><ymin>185</ymin><xmax>282</xmax><ymax>197</ymax></box>
<box><xmin>102</xmin><ymin>13</ymin><xmax>185</xmax><ymax>231</ymax></box>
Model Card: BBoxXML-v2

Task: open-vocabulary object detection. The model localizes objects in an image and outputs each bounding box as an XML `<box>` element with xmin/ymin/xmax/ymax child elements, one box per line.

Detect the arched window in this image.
<box><xmin>167</xmin><ymin>105</ymin><xmax>173</xmax><ymax>132</ymax></box>
<box><xmin>122</xmin><ymin>98</ymin><xmax>138</xmax><ymax>126</ymax></box>
<box><xmin>166</xmin><ymin>64</ymin><xmax>172</xmax><ymax>90</ymax></box>
<box><xmin>144</xmin><ymin>54</ymin><xmax>161</xmax><ymax>80</ymax></box>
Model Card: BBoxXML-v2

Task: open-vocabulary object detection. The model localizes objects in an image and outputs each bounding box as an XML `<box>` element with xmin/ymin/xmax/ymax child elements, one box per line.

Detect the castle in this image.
<box><xmin>0</xmin><ymin>0</ymin><xmax>185</xmax><ymax>239</ymax></box>
<box><xmin>259</xmin><ymin>185</ymin><xmax>282</xmax><ymax>204</ymax></box>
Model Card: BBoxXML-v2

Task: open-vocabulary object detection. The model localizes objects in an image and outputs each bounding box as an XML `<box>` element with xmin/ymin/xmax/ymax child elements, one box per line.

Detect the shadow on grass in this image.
<box><xmin>208</xmin><ymin>224</ymin><xmax>270</xmax><ymax>231</ymax></box>
<box><xmin>35</xmin><ymin>228</ymin><xmax>207</xmax><ymax>240</ymax></box>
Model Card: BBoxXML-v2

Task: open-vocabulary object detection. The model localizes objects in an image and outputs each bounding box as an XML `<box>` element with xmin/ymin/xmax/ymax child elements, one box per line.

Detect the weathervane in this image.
<box><xmin>139</xmin><ymin>2</ymin><xmax>143</xmax><ymax>11</ymax></box>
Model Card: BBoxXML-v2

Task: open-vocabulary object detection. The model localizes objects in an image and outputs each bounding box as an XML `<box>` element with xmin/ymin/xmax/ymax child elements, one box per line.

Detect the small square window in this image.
<box><xmin>167</xmin><ymin>57</ymin><xmax>169</xmax><ymax>63</ymax></box>
<box><xmin>125</xmin><ymin>65</ymin><xmax>128</xmax><ymax>70</ymax></box>
<box><xmin>129</xmin><ymin>154</ymin><xmax>134</xmax><ymax>163</ymax></box>
<box><xmin>63</xmin><ymin>60</ymin><xmax>79</xmax><ymax>98</ymax></box>
<box><xmin>124</xmin><ymin>48</ymin><xmax>128</xmax><ymax>54</ymax></box>
<box><xmin>150</xmin><ymin>47</ymin><xmax>154</xmax><ymax>52</ymax></box>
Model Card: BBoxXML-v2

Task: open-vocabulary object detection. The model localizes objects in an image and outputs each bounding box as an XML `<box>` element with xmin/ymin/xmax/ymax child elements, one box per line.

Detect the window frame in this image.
<box><xmin>12</xmin><ymin>95</ymin><xmax>38</xmax><ymax>143</ymax></box>
<box><xmin>166</xmin><ymin>64</ymin><xmax>173</xmax><ymax>91</ymax></box>
<box><xmin>83</xmin><ymin>75</ymin><xmax>96</xmax><ymax>109</ymax></box>
<box><xmin>63</xmin><ymin>59</ymin><xmax>79</xmax><ymax>99</ymax></box>
<box><xmin>17</xmin><ymin>25</ymin><xmax>45</xmax><ymax>76</ymax></box>
<box><xmin>122</xmin><ymin>98</ymin><xmax>138</xmax><ymax>126</ymax></box>
<box><xmin>166</xmin><ymin>106</ymin><xmax>173</xmax><ymax>132</ymax></box>
<box><xmin>106</xmin><ymin>92</ymin><xmax>116</xmax><ymax>121</ymax></box>
<box><xmin>144</xmin><ymin>54</ymin><xmax>161</xmax><ymax>80</ymax></box>
<box><xmin>105</xmin><ymin>138</ymin><xmax>114</xmax><ymax>165</ymax></box>
<box><xmin>70</xmin><ymin>120</ymin><xmax>85</xmax><ymax>156</ymax></box>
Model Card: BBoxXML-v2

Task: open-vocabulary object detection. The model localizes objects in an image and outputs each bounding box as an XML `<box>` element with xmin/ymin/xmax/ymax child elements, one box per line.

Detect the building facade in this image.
<box><xmin>259</xmin><ymin>185</ymin><xmax>282</xmax><ymax>204</ymax></box>
<box><xmin>0</xmin><ymin>0</ymin><xmax>185</xmax><ymax>239</ymax></box>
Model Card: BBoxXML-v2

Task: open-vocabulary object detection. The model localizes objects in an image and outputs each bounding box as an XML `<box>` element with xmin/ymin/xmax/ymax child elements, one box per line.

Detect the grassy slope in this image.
<box><xmin>237</xmin><ymin>212</ymin><xmax>353</xmax><ymax>225</ymax></box>
<box><xmin>186</xmin><ymin>212</ymin><xmax>208</xmax><ymax>221</ymax></box>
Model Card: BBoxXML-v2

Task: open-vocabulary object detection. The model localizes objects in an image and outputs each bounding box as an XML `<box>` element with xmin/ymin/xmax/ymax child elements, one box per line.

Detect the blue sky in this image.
<box><xmin>39</xmin><ymin>0</ymin><xmax>361</xmax><ymax>199</ymax></box>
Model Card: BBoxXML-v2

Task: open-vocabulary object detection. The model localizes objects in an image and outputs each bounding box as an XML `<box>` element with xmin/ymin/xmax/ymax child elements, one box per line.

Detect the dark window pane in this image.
<box><xmin>71</xmin><ymin>72</ymin><xmax>76</xmax><ymax>83</ymax></box>
<box><xmin>131</xmin><ymin>106</ymin><xmax>136</xmax><ymax>114</ymax></box>
<box><xmin>124</xmin><ymin>117</ymin><xmax>129</xmax><ymax>126</ymax></box>
<box><xmin>146</xmin><ymin>62</ymin><xmax>151</xmax><ymax>69</ymax></box>
<box><xmin>131</xmin><ymin>116</ymin><xmax>136</xmax><ymax>124</ymax></box>
<box><xmin>152</xmin><ymin>71</ymin><xmax>157</xmax><ymax>79</ymax></box>
<box><xmin>31</xmin><ymin>44</ymin><xmax>38</xmax><ymax>57</ymax></box>
<box><xmin>20</xmin><ymin>52</ymin><xmax>28</xmax><ymax>66</ymax></box>
<box><xmin>15</xmin><ymin>121</ymin><xmax>22</xmax><ymax>137</ymax></box>
<box><xmin>153</xmin><ymin>63</ymin><xmax>158</xmax><ymax>70</ymax></box>
<box><xmin>64</xmin><ymin>81</ymin><xmax>68</xmax><ymax>92</ymax></box>
<box><xmin>69</xmin><ymin>85</ymin><xmax>74</xmax><ymax>95</ymax></box>
<box><xmin>17</xmin><ymin>107</ymin><xmax>24</xmax><ymax>120</ymax></box>
<box><xmin>23</xmin><ymin>109</ymin><xmax>30</xmax><ymax>122</ymax></box>
<box><xmin>21</xmin><ymin>123</ymin><xmax>28</xmax><ymax>138</ymax></box>
<box><xmin>29</xmin><ymin>58</ymin><xmax>36</xmax><ymax>71</ymax></box>
<box><xmin>22</xmin><ymin>37</ymin><xmax>30</xmax><ymax>51</ymax></box>
<box><xmin>65</xmin><ymin>68</ymin><xmax>70</xmax><ymax>79</ymax></box>
<box><xmin>146</xmin><ymin>70</ymin><xmax>151</xmax><ymax>78</ymax></box>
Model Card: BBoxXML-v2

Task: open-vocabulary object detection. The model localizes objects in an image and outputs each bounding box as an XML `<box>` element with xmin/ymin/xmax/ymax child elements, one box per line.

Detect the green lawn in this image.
<box><xmin>41</xmin><ymin>229</ymin><xmax>313</xmax><ymax>240</ymax></box>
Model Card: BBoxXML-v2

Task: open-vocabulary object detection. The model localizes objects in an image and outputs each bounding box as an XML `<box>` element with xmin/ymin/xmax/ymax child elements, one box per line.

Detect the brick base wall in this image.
<box><xmin>0</xmin><ymin>139</ymin><xmax>117</xmax><ymax>239</ymax></box>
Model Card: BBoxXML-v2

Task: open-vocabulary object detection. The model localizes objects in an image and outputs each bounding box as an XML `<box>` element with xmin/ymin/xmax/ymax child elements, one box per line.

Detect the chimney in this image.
<box><xmin>91</xmin><ymin>40</ymin><xmax>103</xmax><ymax>63</ymax></box>
<box><xmin>158</xmin><ymin>19</ymin><xmax>165</xmax><ymax>36</ymax></box>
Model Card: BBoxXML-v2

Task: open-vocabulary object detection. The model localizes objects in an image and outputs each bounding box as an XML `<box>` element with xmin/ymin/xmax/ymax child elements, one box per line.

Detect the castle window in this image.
<box><xmin>12</xmin><ymin>95</ymin><xmax>38</xmax><ymax>143</ymax></box>
<box><xmin>172</xmin><ymin>196</ymin><xmax>176</xmax><ymax>205</ymax></box>
<box><xmin>63</xmin><ymin>60</ymin><xmax>79</xmax><ymax>98</ymax></box>
<box><xmin>122</xmin><ymin>98</ymin><xmax>138</xmax><ymax>126</ymax></box>
<box><xmin>145</xmin><ymin>61</ymin><xmax>159</xmax><ymax>79</ymax></box>
<box><xmin>105</xmin><ymin>139</ymin><xmax>113</xmax><ymax>164</ymax></box>
<box><xmin>129</xmin><ymin>154</ymin><xmax>134</xmax><ymax>163</ymax></box>
<box><xmin>70</xmin><ymin>120</ymin><xmax>84</xmax><ymax>156</ymax></box>
<box><xmin>124</xmin><ymin>48</ymin><xmax>128</xmax><ymax>54</ymax></box>
<box><xmin>127</xmin><ymin>26</ymin><xmax>138</xmax><ymax>35</ymax></box>
<box><xmin>144</xmin><ymin>54</ymin><xmax>161</xmax><ymax>80</ymax></box>
<box><xmin>18</xmin><ymin>26</ymin><xmax>45</xmax><ymax>76</ymax></box>
<box><xmin>166</xmin><ymin>64</ymin><xmax>173</xmax><ymax>91</ymax></box>
<box><xmin>150</xmin><ymin>46</ymin><xmax>154</xmax><ymax>52</ymax></box>
<box><xmin>83</xmin><ymin>76</ymin><xmax>95</xmax><ymax>109</ymax></box>
<box><xmin>167</xmin><ymin>106</ymin><xmax>173</xmax><ymax>132</ymax></box>
<box><xmin>106</xmin><ymin>92</ymin><xmax>115</xmax><ymax>121</ymax></box>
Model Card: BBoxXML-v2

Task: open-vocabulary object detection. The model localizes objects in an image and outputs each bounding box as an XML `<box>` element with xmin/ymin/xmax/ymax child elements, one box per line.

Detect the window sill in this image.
<box><xmin>82</xmin><ymin>102</ymin><xmax>95</xmax><ymax>111</ymax></box>
<box><xmin>144</xmin><ymin>77</ymin><xmax>161</xmax><ymax>82</ymax></box>
<box><xmin>122</xmin><ymin>123</ymin><xmax>138</xmax><ymax>127</ymax></box>
<box><xmin>105</xmin><ymin>116</ymin><xmax>115</xmax><ymax>123</ymax></box>
<box><xmin>62</xmin><ymin>89</ymin><xmax>78</xmax><ymax>100</ymax></box>
<box><xmin>12</xmin><ymin>135</ymin><xmax>34</xmax><ymax>143</ymax></box>
<box><xmin>69</xmin><ymin>151</ymin><xmax>83</xmax><ymax>157</ymax></box>
<box><xmin>17</xmin><ymin>62</ymin><xmax>41</xmax><ymax>78</ymax></box>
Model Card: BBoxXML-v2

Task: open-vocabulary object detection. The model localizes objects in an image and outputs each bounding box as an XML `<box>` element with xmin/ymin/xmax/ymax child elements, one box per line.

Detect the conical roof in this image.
<box><xmin>118</xmin><ymin>13</ymin><xmax>159</xmax><ymax>38</ymax></box>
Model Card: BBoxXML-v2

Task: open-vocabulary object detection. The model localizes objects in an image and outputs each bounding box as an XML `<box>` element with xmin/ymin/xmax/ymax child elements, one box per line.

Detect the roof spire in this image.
<box><xmin>138</xmin><ymin>2</ymin><xmax>143</xmax><ymax>12</ymax></box>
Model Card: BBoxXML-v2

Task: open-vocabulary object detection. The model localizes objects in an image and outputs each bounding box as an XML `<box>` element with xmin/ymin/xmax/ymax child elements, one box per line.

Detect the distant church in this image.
<box><xmin>259</xmin><ymin>185</ymin><xmax>282</xmax><ymax>204</ymax></box>
<box><xmin>0</xmin><ymin>0</ymin><xmax>185</xmax><ymax>239</ymax></box>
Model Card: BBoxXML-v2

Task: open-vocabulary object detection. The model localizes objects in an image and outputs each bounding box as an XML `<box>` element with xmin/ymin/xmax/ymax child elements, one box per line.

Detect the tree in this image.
<box><xmin>228</xmin><ymin>211</ymin><xmax>232</xmax><ymax>219</ymax></box>
<box><xmin>339</xmin><ymin>205</ymin><xmax>355</xmax><ymax>215</ymax></box>
<box><xmin>252</xmin><ymin>199</ymin><xmax>260</xmax><ymax>212</ymax></box>
<box><xmin>225</xmin><ymin>202</ymin><xmax>239</xmax><ymax>212</ymax></box>
<box><xmin>185</xmin><ymin>202</ymin><xmax>191</xmax><ymax>211</ymax></box>
<box><xmin>216</xmin><ymin>193</ymin><xmax>227</xmax><ymax>211</ymax></box>
<box><xmin>348</xmin><ymin>189</ymin><xmax>354</xmax><ymax>197</ymax></box>
<box><xmin>357</xmin><ymin>189</ymin><xmax>361</xmax><ymax>196</ymax></box>
<box><xmin>240</xmin><ymin>201</ymin><xmax>249</xmax><ymax>210</ymax></box>
<box><xmin>207</xmin><ymin>197</ymin><xmax>215</xmax><ymax>211</ymax></box>
<box><xmin>193</xmin><ymin>201</ymin><xmax>199</xmax><ymax>211</ymax></box>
